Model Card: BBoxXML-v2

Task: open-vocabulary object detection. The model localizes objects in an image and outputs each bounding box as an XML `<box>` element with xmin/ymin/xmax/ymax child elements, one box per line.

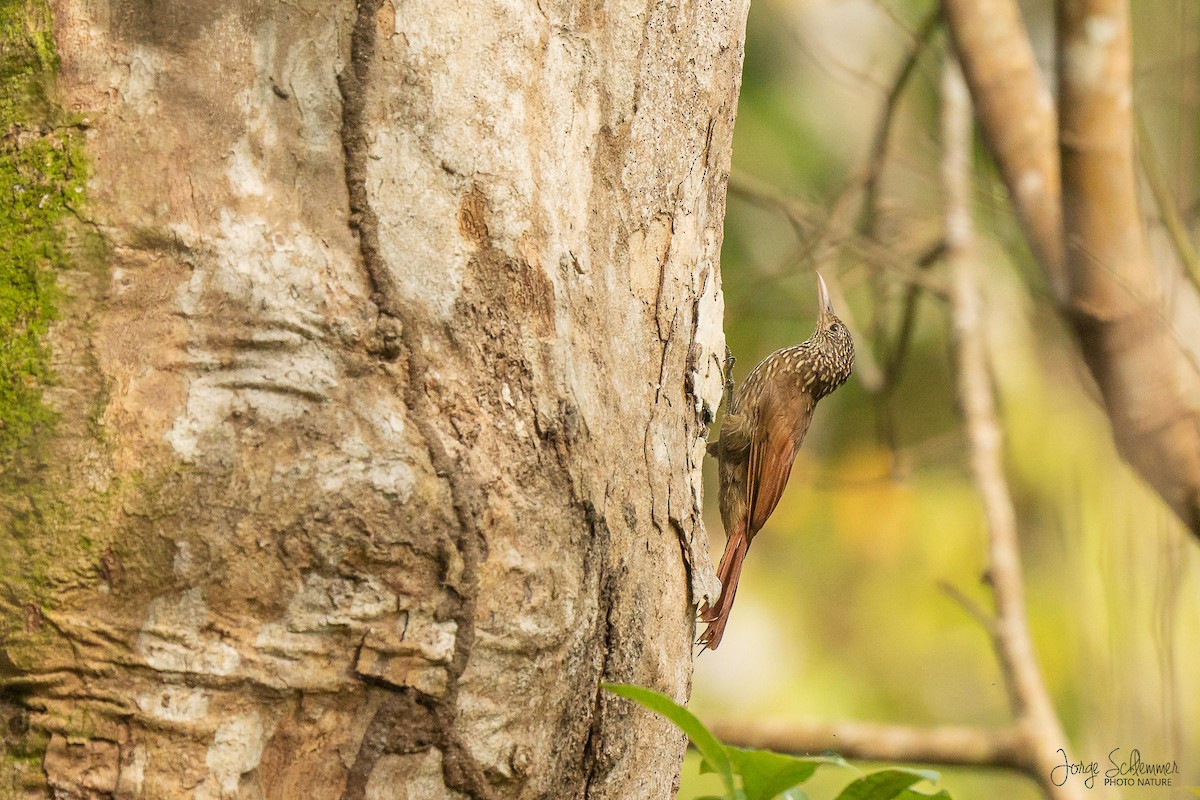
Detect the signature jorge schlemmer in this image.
<box><xmin>1052</xmin><ymin>748</ymin><xmax>1180</xmax><ymax>789</ymax></box>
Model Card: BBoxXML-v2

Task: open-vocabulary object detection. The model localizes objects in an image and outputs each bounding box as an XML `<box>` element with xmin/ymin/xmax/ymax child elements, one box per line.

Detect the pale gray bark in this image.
<box><xmin>1</xmin><ymin>0</ymin><xmax>750</xmax><ymax>796</ymax></box>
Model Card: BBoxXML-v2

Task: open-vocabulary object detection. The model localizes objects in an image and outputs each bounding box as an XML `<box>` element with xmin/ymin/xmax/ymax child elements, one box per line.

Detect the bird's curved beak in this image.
<box><xmin>816</xmin><ymin>272</ymin><xmax>835</xmax><ymax>319</ymax></box>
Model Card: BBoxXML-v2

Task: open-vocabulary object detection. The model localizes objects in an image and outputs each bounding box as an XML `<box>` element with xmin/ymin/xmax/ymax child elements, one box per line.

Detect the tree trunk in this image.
<box><xmin>1</xmin><ymin>0</ymin><xmax>748</xmax><ymax>796</ymax></box>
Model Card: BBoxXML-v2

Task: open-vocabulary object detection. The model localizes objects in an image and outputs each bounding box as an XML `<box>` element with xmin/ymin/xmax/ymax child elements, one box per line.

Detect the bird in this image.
<box><xmin>698</xmin><ymin>273</ymin><xmax>855</xmax><ymax>650</ymax></box>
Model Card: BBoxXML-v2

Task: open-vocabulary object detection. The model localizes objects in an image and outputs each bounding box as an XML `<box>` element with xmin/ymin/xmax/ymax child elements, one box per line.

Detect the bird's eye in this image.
<box><xmin>830</xmin><ymin>323</ymin><xmax>841</xmax><ymax>333</ymax></box>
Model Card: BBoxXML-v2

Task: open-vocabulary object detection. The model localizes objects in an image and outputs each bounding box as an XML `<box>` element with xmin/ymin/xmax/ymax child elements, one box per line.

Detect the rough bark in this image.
<box><xmin>0</xmin><ymin>0</ymin><xmax>749</xmax><ymax>797</ymax></box>
<box><xmin>944</xmin><ymin>0</ymin><xmax>1200</xmax><ymax>537</ymax></box>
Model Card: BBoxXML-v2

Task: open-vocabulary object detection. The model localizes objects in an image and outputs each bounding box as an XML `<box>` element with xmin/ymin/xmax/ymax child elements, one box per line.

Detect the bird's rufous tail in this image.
<box><xmin>697</xmin><ymin>526</ymin><xmax>749</xmax><ymax>651</ymax></box>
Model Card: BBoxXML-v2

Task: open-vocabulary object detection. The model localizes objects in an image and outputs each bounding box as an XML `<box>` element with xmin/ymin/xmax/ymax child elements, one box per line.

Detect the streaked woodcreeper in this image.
<box><xmin>699</xmin><ymin>273</ymin><xmax>855</xmax><ymax>650</ymax></box>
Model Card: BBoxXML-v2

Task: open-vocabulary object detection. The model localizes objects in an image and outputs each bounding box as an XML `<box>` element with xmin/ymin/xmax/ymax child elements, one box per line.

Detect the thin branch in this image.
<box><xmin>938</xmin><ymin>579</ymin><xmax>995</xmax><ymax>635</ymax></box>
<box><xmin>1135</xmin><ymin>111</ymin><xmax>1200</xmax><ymax>292</ymax></box>
<box><xmin>854</xmin><ymin>4</ymin><xmax>939</xmax><ymax>448</ymax></box>
<box><xmin>776</xmin><ymin>3</ymin><xmax>939</xmax><ymax>277</ymax></box>
<box><xmin>943</xmin><ymin>56</ymin><xmax>1087</xmax><ymax>800</ymax></box>
<box><xmin>872</xmin><ymin>236</ymin><xmax>944</xmax><ymax>465</ymax></box>
<box><xmin>709</xmin><ymin>720</ymin><xmax>1030</xmax><ymax>771</ymax></box>
<box><xmin>726</xmin><ymin>170</ymin><xmax>949</xmax><ymax>302</ymax></box>
<box><xmin>880</xmin><ymin>239</ymin><xmax>945</xmax><ymax>387</ymax></box>
<box><xmin>861</xmin><ymin>5</ymin><xmax>941</xmax><ymax>235</ymax></box>
<box><xmin>727</xmin><ymin>170</ymin><xmax>822</xmax><ymax>235</ymax></box>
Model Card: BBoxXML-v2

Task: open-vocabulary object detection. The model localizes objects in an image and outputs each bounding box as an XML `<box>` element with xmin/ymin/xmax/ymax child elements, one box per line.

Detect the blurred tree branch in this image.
<box><xmin>1135</xmin><ymin>112</ymin><xmax>1200</xmax><ymax>292</ymax></box>
<box><xmin>944</xmin><ymin>0</ymin><xmax>1200</xmax><ymax>537</ymax></box>
<box><xmin>1057</xmin><ymin>0</ymin><xmax>1200</xmax><ymax>537</ymax></box>
<box><xmin>940</xmin><ymin>0</ymin><xmax>1065</xmax><ymax>283</ymax></box>
<box><xmin>861</xmin><ymin>5</ymin><xmax>941</xmax><ymax>236</ymax></box>
<box><xmin>707</xmin><ymin>719</ymin><xmax>1028</xmax><ymax>770</ymax></box>
<box><xmin>861</xmin><ymin>4</ymin><xmax>942</xmax><ymax>459</ymax></box>
<box><xmin>942</xmin><ymin>56</ymin><xmax>1087</xmax><ymax>800</ymax></box>
<box><xmin>880</xmin><ymin>239</ymin><xmax>945</xmax><ymax>388</ymax></box>
<box><xmin>725</xmin><ymin>173</ymin><xmax>945</xmax><ymax>301</ymax></box>
<box><xmin>727</xmin><ymin>170</ymin><xmax>822</xmax><ymax>236</ymax></box>
<box><xmin>937</xmin><ymin>578</ymin><xmax>993</xmax><ymax>633</ymax></box>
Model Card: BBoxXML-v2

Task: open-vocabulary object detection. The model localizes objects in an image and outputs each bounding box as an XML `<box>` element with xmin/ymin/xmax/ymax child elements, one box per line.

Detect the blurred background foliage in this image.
<box><xmin>688</xmin><ymin>1</ymin><xmax>1200</xmax><ymax>797</ymax></box>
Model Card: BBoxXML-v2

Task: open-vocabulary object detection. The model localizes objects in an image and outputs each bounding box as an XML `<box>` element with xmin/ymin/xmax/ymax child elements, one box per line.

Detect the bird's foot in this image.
<box><xmin>721</xmin><ymin>345</ymin><xmax>736</xmax><ymax>411</ymax></box>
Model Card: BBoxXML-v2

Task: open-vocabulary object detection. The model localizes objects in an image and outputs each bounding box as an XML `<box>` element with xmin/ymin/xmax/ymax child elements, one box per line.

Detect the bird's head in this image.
<box><xmin>814</xmin><ymin>273</ymin><xmax>852</xmax><ymax>346</ymax></box>
<box><xmin>810</xmin><ymin>272</ymin><xmax>855</xmax><ymax>397</ymax></box>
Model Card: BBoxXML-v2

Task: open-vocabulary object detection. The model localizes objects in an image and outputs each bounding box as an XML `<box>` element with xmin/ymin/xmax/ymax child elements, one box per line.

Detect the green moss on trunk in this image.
<box><xmin>0</xmin><ymin>4</ymin><xmax>87</xmax><ymax>793</ymax></box>
<box><xmin>0</xmin><ymin>0</ymin><xmax>87</xmax><ymax>466</ymax></box>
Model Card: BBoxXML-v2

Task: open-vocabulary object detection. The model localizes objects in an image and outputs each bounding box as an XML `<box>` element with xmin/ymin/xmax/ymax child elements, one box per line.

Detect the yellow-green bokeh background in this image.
<box><xmin>687</xmin><ymin>1</ymin><xmax>1200</xmax><ymax>798</ymax></box>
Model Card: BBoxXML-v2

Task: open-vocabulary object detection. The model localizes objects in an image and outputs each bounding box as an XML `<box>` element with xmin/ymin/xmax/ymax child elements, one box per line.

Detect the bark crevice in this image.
<box><xmin>337</xmin><ymin>0</ymin><xmax>399</xmax><ymax>321</ymax></box>
<box><xmin>336</xmin><ymin>1</ymin><xmax>492</xmax><ymax>796</ymax></box>
<box><xmin>580</xmin><ymin>501</ymin><xmax>617</xmax><ymax>800</ymax></box>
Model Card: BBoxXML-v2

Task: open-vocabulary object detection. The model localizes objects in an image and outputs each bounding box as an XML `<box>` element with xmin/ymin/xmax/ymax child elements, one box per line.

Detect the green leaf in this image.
<box><xmin>833</xmin><ymin>768</ymin><xmax>938</xmax><ymax>800</ymax></box>
<box><xmin>726</xmin><ymin>748</ymin><xmax>845</xmax><ymax>800</ymax></box>
<box><xmin>601</xmin><ymin>683</ymin><xmax>736</xmax><ymax>798</ymax></box>
<box><xmin>896</xmin><ymin>791</ymin><xmax>951</xmax><ymax>800</ymax></box>
<box><xmin>780</xmin><ymin>788</ymin><xmax>811</xmax><ymax>800</ymax></box>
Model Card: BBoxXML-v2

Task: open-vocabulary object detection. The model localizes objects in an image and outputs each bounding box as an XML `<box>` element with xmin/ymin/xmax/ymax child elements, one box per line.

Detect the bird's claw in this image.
<box><xmin>721</xmin><ymin>345</ymin><xmax>736</xmax><ymax>411</ymax></box>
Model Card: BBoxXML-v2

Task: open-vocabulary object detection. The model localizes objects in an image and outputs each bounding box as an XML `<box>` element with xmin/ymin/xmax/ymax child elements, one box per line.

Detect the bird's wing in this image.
<box><xmin>715</xmin><ymin>410</ymin><xmax>752</xmax><ymax>457</ymax></box>
<box><xmin>746</xmin><ymin>391</ymin><xmax>815</xmax><ymax>535</ymax></box>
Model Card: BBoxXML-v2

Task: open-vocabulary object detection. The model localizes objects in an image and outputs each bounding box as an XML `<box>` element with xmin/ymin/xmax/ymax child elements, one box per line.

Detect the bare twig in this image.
<box><xmin>1135</xmin><ymin>111</ymin><xmax>1200</xmax><ymax>292</ymax></box>
<box><xmin>726</xmin><ymin>170</ymin><xmax>948</xmax><ymax>302</ymax></box>
<box><xmin>855</xmin><ymin>5</ymin><xmax>941</xmax><ymax>448</ymax></box>
<box><xmin>708</xmin><ymin>719</ymin><xmax>1029</xmax><ymax>770</ymax></box>
<box><xmin>807</xmin><ymin>16</ymin><xmax>938</xmax><ymax>272</ymax></box>
<box><xmin>938</xmin><ymin>579</ymin><xmax>994</xmax><ymax>635</ymax></box>
<box><xmin>872</xmin><ymin>236</ymin><xmax>944</xmax><ymax>463</ymax></box>
<box><xmin>861</xmin><ymin>5</ymin><xmax>941</xmax><ymax>235</ymax></box>
<box><xmin>942</xmin><ymin>56</ymin><xmax>1086</xmax><ymax>800</ymax></box>
<box><xmin>879</xmin><ymin>239</ymin><xmax>945</xmax><ymax>387</ymax></box>
<box><xmin>727</xmin><ymin>171</ymin><xmax>822</xmax><ymax>236</ymax></box>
